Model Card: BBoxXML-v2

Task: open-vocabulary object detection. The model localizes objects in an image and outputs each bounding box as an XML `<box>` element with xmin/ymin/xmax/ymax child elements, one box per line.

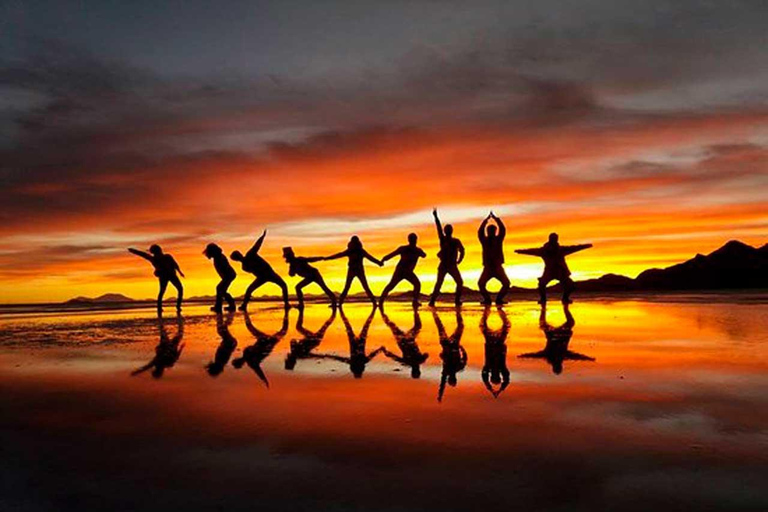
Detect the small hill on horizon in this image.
<box><xmin>65</xmin><ymin>293</ymin><xmax>134</xmax><ymax>304</ymax></box>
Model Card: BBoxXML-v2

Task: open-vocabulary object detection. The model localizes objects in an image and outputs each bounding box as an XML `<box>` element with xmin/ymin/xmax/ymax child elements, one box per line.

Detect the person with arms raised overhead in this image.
<box><xmin>128</xmin><ymin>244</ymin><xmax>184</xmax><ymax>316</ymax></box>
<box><xmin>322</xmin><ymin>235</ymin><xmax>382</xmax><ymax>307</ymax></box>
<box><xmin>283</xmin><ymin>247</ymin><xmax>336</xmax><ymax>309</ymax></box>
<box><xmin>515</xmin><ymin>233</ymin><xmax>592</xmax><ymax>304</ymax></box>
<box><xmin>203</xmin><ymin>243</ymin><xmax>237</xmax><ymax>313</ymax></box>
<box><xmin>231</xmin><ymin>230</ymin><xmax>289</xmax><ymax>311</ymax></box>
<box><xmin>429</xmin><ymin>208</ymin><xmax>465</xmax><ymax>307</ymax></box>
<box><xmin>379</xmin><ymin>232</ymin><xmax>427</xmax><ymax>308</ymax></box>
<box><xmin>477</xmin><ymin>211</ymin><xmax>511</xmax><ymax>305</ymax></box>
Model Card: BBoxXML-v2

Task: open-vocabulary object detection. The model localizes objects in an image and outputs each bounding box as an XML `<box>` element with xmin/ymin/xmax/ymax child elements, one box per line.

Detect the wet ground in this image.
<box><xmin>1</xmin><ymin>298</ymin><xmax>767</xmax><ymax>511</ymax></box>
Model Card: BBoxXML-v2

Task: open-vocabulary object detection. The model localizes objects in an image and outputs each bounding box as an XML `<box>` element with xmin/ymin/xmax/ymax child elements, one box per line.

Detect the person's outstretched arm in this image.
<box><xmin>515</xmin><ymin>247</ymin><xmax>545</xmax><ymax>257</ymax></box>
<box><xmin>433</xmin><ymin>208</ymin><xmax>444</xmax><ymax>239</ymax></box>
<box><xmin>381</xmin><ymin>247</ymin><xmax>400</xmax><ymax>264</ymax></box>
<box><xmin>478</xmin><ymin>216</ymin><xmax>490</xmax><ymax>242</ymax></box>
<box><xmin>363</xmin><ymin>250</ymin><xmax>383</xmax><ymax>266</ymax></box>
<box><xmin>323</xmin><ymin>249</ymin><xmax>349</xmax><ymax>261</ymax></box>
<box><xmin>303</xmin><ymin>256</ymin><xmax>325</xmax><ymax>263</ymax></box>
<box><xmin>456</xmin><ymin>240</ymin><xmax>465</xmax><ymax>264</ymax></box>
<box><xmin>562</xmin><ymin>243</ymin><xmax>593</xmax><ymax>256</ymax></box>
<box><xmin>128</xmin><ymin>248</ymin><xmax>152</xmax><ymax>261</ymax></box>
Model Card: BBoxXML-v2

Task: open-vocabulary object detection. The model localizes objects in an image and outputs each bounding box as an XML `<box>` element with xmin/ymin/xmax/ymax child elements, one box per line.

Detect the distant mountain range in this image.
<box><xmin>63</xmin><ymin>240</ymin><xmax>767</xmax><ymax>305</ymax></box>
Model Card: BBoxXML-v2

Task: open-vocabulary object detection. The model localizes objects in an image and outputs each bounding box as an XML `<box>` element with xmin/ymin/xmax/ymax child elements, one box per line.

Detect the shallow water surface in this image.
<box><xmin>1</xmin><ymin>299</ymin><xmax>767</xmax><ymax>511</ymax></box>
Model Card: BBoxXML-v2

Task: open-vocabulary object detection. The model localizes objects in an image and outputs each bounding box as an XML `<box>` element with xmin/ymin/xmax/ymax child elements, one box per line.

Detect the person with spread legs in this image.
<box><xmin>231</xmin><ymin>230</ymin><xmax>289</xmax><ymax>311</ymax></box>
<box><xmin>429</xmin><ymin>208</ymin><xmax>465</xmax><ymax>307</ymax></box>
<box><xmin>283</xmin><ymin>247</ymin><xmax>337</xmax><ymax>309</ymax></box>
<box><xmin>379</xmin><ymin>233</ymin><xmax>427</xmax><ymax>308</ymax></box>
<box><xmin>128</xmin><ymin>244</ymin><xmax>184</xmax><ymax>316</ymax></box>
<box><xmin>322</xmin><ymin>235</ymin><xmax>382</xmax><ymax>307</ymax></box>
<box><xmin>477</xmin><ymin>212</ymin><xmax>511</xmax><ymax>306</ymax></box>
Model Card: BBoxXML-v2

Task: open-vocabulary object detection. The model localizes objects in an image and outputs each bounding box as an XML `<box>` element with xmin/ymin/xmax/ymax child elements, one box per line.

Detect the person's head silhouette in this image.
<box><xmin>411</xmin><ymin>365</ymin><xmax>421</xmax><ymax>379</ymax></box>
<box><xmin>487</xmin><ymin>225</ymin><xmax>497</xmax><ymax>238</ymax></box>
<box><xmin>282</xmin><ymin>247</ymin><xmax>295</xmax><ymax>261</ymax></box>
<box><xmin>408</xmin><ymin>233</ymin><xmax>418</xmax><ymax>245</ymax></box>
<box><xmin>149</xmin><ymin>244</ymin><xmax>162</xmax><ymax>256</ymax></box>
<box><xmin>444</xmin><ymin>224</ymin><xmax>454</xmax><ymax>237</ymax></box>
<box><xmin>549</xmin><ymin>233</ymin><xmax>559</xmax><ymax>244</ymax></box>
<box><xmin>348</xmin><ymin>236</ymin><xmax>362</xmax><ymax>250</ymax></box>
<box><xmin>552</xmin><ymin>361</ymin><xmax>563</xmax><ymax>375</ymax></box>
<box><xmin>448</xmin><ymin>375</ymin><xmax>458</xmax><ymax>386</ymax></box>
<box><xmin>204</xmin><ymin>243</ymin><xmax>223</xmax><ymax>259</ymax></box>
<box><xmin>230</xmin><ymin>250</ymin><xmax>244</xmax><ymax>262</ymax></box>
<box><xmin>351</xmin><ymin>361</ymin><xmax>365</xmax><ymax>379</ymax></box>
<box><xmin>205</xmin><ymin>361</ymin><xmax>225</xmax><ymax>376</ymax></box>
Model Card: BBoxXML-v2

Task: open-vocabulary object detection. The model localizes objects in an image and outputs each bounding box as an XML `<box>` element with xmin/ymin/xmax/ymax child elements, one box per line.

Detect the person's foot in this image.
<box><xmin>562</xmin><ymin>298</ymin><xmax>573</xmax><ymax>304</ymax></box>
<box><xmin>238</xmin><ymin>303</ymin><xmax>248</xmax><ymax>312</ymax></box>
<box><xmin>210</xmin><ymin>306</ymin><xmax>222</xmax><ymax>313</ymax></box>
<box><xmin>495</xmin><ymin>299</ymin><xmax>507</xmax><ymax>306</ymax></box>
<box><xmin>481</xmin><ymin>298</ymin><xmax>492</xmax><ymax>306</ymax></box>
<box><xmin>538</xmin><ymin>299</ymin><xmax>547</xmax><ymax>305</ymax></box>
<box><xmin>428</xmin><ymin>299</ymin><xmax>436</xmax><ymax>308</ymax></box>
<box><xmin>412</xmin><ymin>301</ymin><xmax>421</xmax><ymax>308</ymax></box>
<box><xmin>225</xmin><ymin>305</ymin><xmax>236</xmax><ymax>312</ymax></box>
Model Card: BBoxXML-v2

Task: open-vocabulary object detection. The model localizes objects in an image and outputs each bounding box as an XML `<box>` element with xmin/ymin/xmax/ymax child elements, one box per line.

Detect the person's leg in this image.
<box><xmin>358</xmin><ymin>271</ymin><xmax>376</xmax><ymax>305</ymax></box>
<box><xmin>448</xmin><ymin>266</ymin><xmax>463</xmax><ymax>306</ymax></box>
<box><xmin>561</xmin><ymin>276</ymin><xmax>574</xmax><ymax>304</ymax></box>
<box><xmin>295</xmin><ymin>278</ymin><xmax>312</xmax><ymax>308</ymax></box>
<box><xmin>496</xmin><ymin>268</ymin><xmax>511</xmax><ymax>305</ymax></box>
<box><xmin>270</xmin><ymin>274</ymin><xmax>290</xmax><ymax>308</ymax></box>
<box><xmin>170</xmin><ymin>275</ymin><xmax>183</xmax><ymax>313</ymax></box>
<box><xmin>379</xmin><ymin>274</ymin><xmax>401</xmax><ymax>306</ymax></box>
<box><xmin>338</xmin><ymin>271</ymin><xmax>354</xmax><ymax>305</ymax></box>
<box><xmin>478</xmin><ymin>267</ymin><xmax>492</xmax><ymax>305</ymax></box>
<box><xmin>538</xmin><ymin>275</ymin><xmax>552</xmax><ymax>304</ymax></box>
<box><xmin>404</xmin><ymin>273</ymin><xmax>421</xmax><ymax>306</ymax></box>
<box><xmin>430</xmin><ymin>266</ymin><xmax>447</xmax><ymax>306</ymax></box>
<box><xmin>222</xmin><ymin>276</ymin><xmax>236</xmax><ymax>311</ymax></box>
<box><xmin>157</xmin><ymin>278</ymin><xmax>169</xmax><ymax>315</ymax></box>
<box><xmin>214</xmin><ymin>280</ymin><xmax>226</xmax><ymax>312</ymax></box>
<box><xmin>239</xmin><ymin>277</ymin><xmax>265</xmax><ymax>312</ymax></box>
<box><xmin>314</xmin><ymin>275</ymin><xmax>337</xmax><ymax>306</ymax></box>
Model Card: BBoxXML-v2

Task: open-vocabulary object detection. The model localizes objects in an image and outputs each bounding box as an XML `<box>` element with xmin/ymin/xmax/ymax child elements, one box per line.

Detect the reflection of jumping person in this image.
<box><xmin>515</xmin><ymin>233</ymin><xmax>592</xmax><ymax>304</ymax></box>
<box><xmin>283</xmin><ymin>247</ymin><xmax>336</xmax><ymax>309</ymax></box>
<box><xmin>285</xmin><ymin>307</ymin><xmax>336</xmax><ymax>370</ymax></box>
<box><xmin>434</xmin><ymin>308</ymin><xmax>466</xmax><ymax>402</ymax></box>
<box><xmin>128</xmin><ymin>245</ymin><xmax>184</xmax><ymax>315</ymax></box>
<box><xmin>131</xmin><ymin>316</ymin><xmax>185</xmax><ymax>378</ymax></box>
<box><xmin>310</xmin><ymin>307</ymin><xmax>383</xmax><ymax>378</ymax></box>
<box><xmin>206</xmin><ymin>312</ymin><xmax>237</xmax><ymax>377</ymax></box>
<box><xmin>481</xmin><ymin>307</ymin><xmax>511</xmax><ymax>398</ymax></box>
<box><xmin>379</xmin><ymin>233</ymin><xmax>427</xmax><ymax>308</ymax></box>
<box><xmin>323</xmin><ymin>236</ymin><xmax>382</xmax><ymax>307</ymax></box>
<box><xmin>232</xmin><ymin>309</ymin><xmax>289</xmax><ymax>387</ymax></box>
<box><xmin>203</xmin><ymin>243</ymin><xmax>236</xmax><ymax>313</ymax></box>
<box><xmin>518</xmin><ymin>303</ymin><xmax>595</xmax><ymax>375</ymax></box>
<box><xmin>429</xmin><ymin>209</ymin><xmax>465</xmax><ymax>307</ymax></box>
<box><xmin>478</xmin><ymin>212</ymin><xmax>511</xmax><ymax>305</ymax></box>
<box><xmin>231</xmin><ymin>230</ymin><xmax>289</xmax><ymax>311</ymax></box>
<box><xmin>381</xmin><ymin>308</ymin><xmax>428</xmax><ymax>378</ymax></box>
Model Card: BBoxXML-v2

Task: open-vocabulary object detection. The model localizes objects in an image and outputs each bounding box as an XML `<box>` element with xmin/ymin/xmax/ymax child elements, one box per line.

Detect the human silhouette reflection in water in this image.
<box><xmin>379</xmin><ymin>233</ymin><xmax>427</xmax><ymax>308</ymax></box>
<box><xmin>518</xmin><ymin>304</ymin><xmax>595</xmax><ymax>374</ymax></box>
<box><xmin>128</xmin><ymin>245</ymin><xmax>184</xmax><ymax>316</ymax></box>
<box><xmin>429</xmin><ymin>208</ymin><xmax>465</xmax><ymax>307</ymax></box>
<box><xmin>232</xmin><ymin>309</ymin><xmax>289</xmax><ymax>387</ymax></box>
<box><xmin>284</xmin><ymin>306</ymin><xmax>336</xmax><ymax>371</ymax></box>
<box><xmin>322</xmin><ymin>236</ymin><xmax>382</xmax><ymax>307</ymax></box>
<box><xmin>481</xmin><ymin>306</ymin><xmax>511</xmax><ymax>398</ymax></box>
<box><xmin>434</xmin><ymin>308</ymin><xmax>466</xmax><ymax>402</ymax></box>
<box><xmin>478</xmin><ymin>212</ymin><xmax>511</xmax><ymax>305</ymax></box>
<box><xmin>131</xmin><ymin>316</ymin><xmax>185</xmax><ymax>378</ymax></box>
<box><xmin>381</xmin><ymin>307</ymin><xmax>428</xmax><ymax>378</ymax></box>
<box><xmin>205</xmin><ymin>312</ymin><xmax>237</xmax><ymax>377</ymax></box>
<box><xmin>515</xmin><ymin>234</ymin><xmax>592</xmax><ymax>304</ymax></box>
<box><xmin>231</xmin><ymin>230</ymin><xmax>290</xmax><ymax>311</ymax></box>
<box><xmin>310</xmin><ymin>307</ymin><xmax>384</xmax><ymax>378</ymax></box>
<box><xmin>283</xmin><ymin>247</ymin><xmax>337</xmax><ymax>309</ymax></box>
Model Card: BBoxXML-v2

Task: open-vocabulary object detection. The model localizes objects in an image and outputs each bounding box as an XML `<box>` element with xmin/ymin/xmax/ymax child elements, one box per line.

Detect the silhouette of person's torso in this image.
<box><xmin>153</xmin><ymin>254</ymin><xmax>177</xmax><ymax>279</ymax></box>
<box><xmin>213</xmin><ymin>254</ymin><xmax>236</xmax><ymax>279</ymax></box>
<box><xmin>543</xmin><ymin>242</ymin><xmax>569</xmax><ymax>276</ymax></box>
<box><xmin>482</xmin><ymin>236</ymin><xmax>504</xmax><ymax>267</ymax></box>
<box><xmin>396</xmin><ymin>245</ymin><xmax>424</xmax><ymax>272</ymax></box>
<box><xmin>438</xmin><ymin>238</ymin><xmax>462</xmax><ymax>266</ymax></box>
<box><xmin>289</xmin><ymin>257</ymin><xmax>319</xmax><ymax>279</ymax></box>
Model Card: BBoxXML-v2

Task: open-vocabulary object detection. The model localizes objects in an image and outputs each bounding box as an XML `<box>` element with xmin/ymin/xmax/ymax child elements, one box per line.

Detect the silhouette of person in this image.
<box><xmin>429</xmin><ymin>209</ymin><xmax>465</xmax><ymax>307</ymax></box>
<box><xmin>283</xmin><ymin>247</ymin><xmax>336</xmax><ymax>308</ymax></box>
<box><xmin>131</xmin><ymin>316</ymin><xmax>185</xmax><ymax>378</ymax></box>
<box><xmin>481</xmin><ymin>306</ymin><xmax>511</xmax><ymax>398</ymax></box>
<box><xmin>379</xmin><ymin>233</ymin><xmax>427</xmax><ymax>308</ymax></box>
<box><xmin>285</xmin><ymin>306</ymin><xmax>336</xmax><ymax>371</ymax></box>
<box><xmin>310</xmin><ymin>307</ymin><xmax>384</xmax><ymax>378</ymax></box>
<box><xmin>434</xmin><ymin>308</ymin><xmax>466</xmax><ymax>402</ymax></box>
<box><xmin>206</xmin><ymin>312</ymin><xmax>238</xmax><ymax>377</ymax></box>
<box><xmin>203</xmin><ymin>243</ymin><xmax>237</xmax><ymax>313</ymax></box>
<box><xmin>232</xmin><ymin>309</ymin><xmax>289</xmax><ymax>387</ymax></box>
<box><xmin>231</xmin><ymin>230</ymin><xmax>289</xmax><ymax>311</ymax></box>
<box><xmin>478</xmin><ymin>212</ymin><xmax>511</xmax><ymax>305</ymax></box>
<box><xmin>380</xmin><ymin>307</ymin><xmax>428</xmax><ymax>378</ymax></box>
<box><xmin>323</xmin><ymin>236</ymin><xmax>383</xmax><ymax>307</ymax></box>
<box><xmin>518</xmin><ymin>303</ymin><xmax>595</xmax><ymax>374</ymax></box>
<box><xmin>128</xmin><ymin>245</ymin><xmax>184</xmax><ymax>315</ymax></box>
<box><xmin>515</xmin><ymin>233</ymin><xmax>592</xmax><ymax>304</ymax></box>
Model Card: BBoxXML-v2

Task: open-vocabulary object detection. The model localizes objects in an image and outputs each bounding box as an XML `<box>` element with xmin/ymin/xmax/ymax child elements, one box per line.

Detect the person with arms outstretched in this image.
<box><xmin>434</xmin><ymin>308</ymin><xmax>466</xmax><ymax>402</ymax></box>
<box><xmin>322</xmin><ymin>236</ymin><xmax>382</xmax><ymax>307</ymax></box>
<box><xmin>232</xmin><ymin>309</ymin><xmax>288</xmax><ymax>387</ymax></box>
<box><xmin>515</xmin><ymin>233</ymin><xmax>592</xmax><ymax>304</ymax></box>
<box><xmin>481</xmin><ymin>306</ymin><xmax>511</xmax><ymax>398</ymax></box>
<box><xmin>203</xmin><ymin>243</ymin><xmax>237</xmax><ymax>313</ymax></box>
<box><xmin>283</xmin><ymin>247</ymin><xmax>336</xmax><ymax>308</ymax></box>
<box><xmin>128</xmin><ymin>244</ymin><xmax>184</xmax><ymax>315</ymax></box>
<box><xmin>381</xmin><ymin>308</ymin><xmax>428</xmax><ymax>379</ymax></box>
<box><xmin>309</xmin><ymin>307</ymin><xmax>383</xmax><ymax>378</ymax></box>
<box><xmin>131</xmin><ymin>316</ymin><xmax>185</xmax><ymax>379</ymax></box>
<box><xmin>379</xmin><ymin>233</ymin><xmax>427</xmax><ymax>308</ymax></box>
<box><xmin>477</xmin><ymin>212</ymin><xmax>511</xmax><ymax>305</ymax></box>
<box><xmin>285</xmin><ymin>306</ymin><xmax>336</xmax><ymax>371</ymax></box>
<box><xmin>231</xmin><ymin>230</ymin><xmax>289</xmax><ymax>311</ymax></box>
<box><xmin>429</xmin><ymin>208</ymin><xmax>465</xmax><ymax>307</ymax></box>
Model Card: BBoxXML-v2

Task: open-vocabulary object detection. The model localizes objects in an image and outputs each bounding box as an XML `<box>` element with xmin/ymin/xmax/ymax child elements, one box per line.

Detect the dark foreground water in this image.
<box><xmin>1</xmin><ymin>298</ymin><xmax>767</xmax><ymax>511</ymax></box>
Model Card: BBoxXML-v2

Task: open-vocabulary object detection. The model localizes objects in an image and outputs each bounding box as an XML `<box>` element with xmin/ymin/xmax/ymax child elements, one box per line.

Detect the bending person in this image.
<box><xmin>379</xmin><ymin>233</ymin><xmax>427</xmax><ymax>308</ymax></box>
<box><xmin>131</xmin><ymin>316</ymin><xmax>185</xmax><ymax>378</ymax></box>
<box><xmin>478</xmin><ymin>212</ymin><xmax>511</xmax><ymax>305</ymax></box>
<box><xmin>203</xmin><ymin>243</ymin><xmax>237</xmax><ymax>312</ymax></box>
<box><xmin>128</xmin><ymin>244</ymin><xmax>184</xmax><ymax>315</ymax></box>
<box><xmin>283</xmin><ymin>247</ymin><xmax>337</xmax><ymax>308</ymax></box>
<box><xmin>515</xmin><ymin>233</ymin><xmax>592</xmax><ymax>304</ymax></box>
<box><xmin>232</xmin><ymin>309</ymin><xmax>288</xmax><ymax>388</ymax></box>
<box><xmin>429</xmin><ymin>208</ymin><xmax>465</xmax><ymax>307</ymax></box>
<box><xmin>231</xmin><ymin>230</ymin><xmax>289</xmax><ymax>311</ymax></box>
<box><xmin>323</xmin><ymin>236</ymin><xmax>382</xmax><ymax>307</ymax></box>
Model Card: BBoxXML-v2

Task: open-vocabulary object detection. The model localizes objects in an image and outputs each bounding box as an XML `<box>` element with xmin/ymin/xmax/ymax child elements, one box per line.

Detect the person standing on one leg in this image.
<box><xmin>128</xmin><ymin>244</ymin><xmax>184</xmax><ymax>316</ymax></box>
<box><xmin>477</xmin><ymin>212</ymin><xmax>511</xmax><ymax>305</ymax></box>
<box><xmin>429</xmin><ymin>208</ymin><xmax>465</xmax><ymax>307</ymax></box>
<box><xmin>322</xmin><ymin>236</ymin><xmax>382</xmax><ymax>307</ymax></box>
<box><xmin>203</xmin><ymin>243</ymin><xmax>237</xmax><ymax>312</ymax></box>
<box><xmin>283</xmin><ymin>247</ymin><xmax>336</xmax><ymax>309</ymax></box>
<box><xmin>231</xmin><ymin>230</ymin><xmax>289</xmax><ymax>311</ymax></box>
<box><xmin>515</xmin><ymin>233</ymin><xmax>592</xmax><ymax>304</ymax></box>
<box><xmin>379</xmin><ymin>233</ymin><xmax>427</xmax><ymax>308</ymax></box>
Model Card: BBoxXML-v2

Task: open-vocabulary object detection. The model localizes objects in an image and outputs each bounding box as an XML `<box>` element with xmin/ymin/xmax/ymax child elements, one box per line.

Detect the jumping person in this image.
<box><xmin>231</xmin><ymin>230</ymin><xmax>289</xmax><ymax>311</ymax></box>
<box><xmin>434</xmin><ymin>308</ymin><xmax>466</xmax><ymax>402</ymax></box>
<box><xmin>515</xmin><ymin>234</ymin><xmax>592</xmax><ymax>304</ymax></box>
<box><xmin>478</xmin><ymin>212</ymin><xmax>511</xmax><ymax>305</ymax></box>
<box><xmin>429</xmin><ymin>208</ymin><xmax>465</xmax><ymax>307</ymax></box>
<box><xmin>379</xmin><ymin>233</ymin><xmax>427</xmax><ymax>308</ymax></box>
<box><xmin>283</xmin><ymin>247</ymin><xmax>336</xmax><ymax>308</ymax></box>
<box><xmin>128</xmin><ymin>244</ymin><xmax>184</xmax><ymax>315</ymax></box>
<box><xmin>232</xmin><ymin>309</ymin><xmax>288</xmax><ymax>388</ymax></box>
<box><xmin>203</xmin><ymin>243</ymin><xmax>236</xmax><ymax>313</ymax></box>
<box><xmin>322</xmin><ymin>236</ymin><xmax>382</xmax><ymax>307</ymax></box>
<box><xmin>481</xmin><ymin>306</ymin><xmax>511</xmax><ymax>398</ymax></box>
<box><xmin>381</xmin><ymin>308</ymin><xmax>428</xmax><ymax>379</ymax></box>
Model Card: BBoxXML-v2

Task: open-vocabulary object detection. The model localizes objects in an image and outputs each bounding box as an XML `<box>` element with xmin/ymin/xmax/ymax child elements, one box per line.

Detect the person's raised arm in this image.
<box><xmin>494</xmin><ymin>214</ymin><xmax>506</xmax><ymax>240</ymax></box>
<box><xmin>432</xmin><ymin>208</ymin><xmax>444</xmax><ymax>239</ymax></box>
<box><xmin>478</xmin><ymin>215</ymin><xmax>490</xmax><ymax>242</ymax></box>
<box><xmin>128</xmin><ymin>248</ymin><xmax>152</xmax><ymax>261</ymax></box>
<box><xmin>250</xmin><ymin>230</ymin><xmax>267</xmax><ymax>255</ymax></box>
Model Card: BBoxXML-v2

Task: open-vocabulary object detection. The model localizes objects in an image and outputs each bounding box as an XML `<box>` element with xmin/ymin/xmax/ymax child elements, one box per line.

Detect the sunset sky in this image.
<box><xmin>1</xmin><ymin>1</ymin><xmax>766</xmax><ymax>303</ymax></box>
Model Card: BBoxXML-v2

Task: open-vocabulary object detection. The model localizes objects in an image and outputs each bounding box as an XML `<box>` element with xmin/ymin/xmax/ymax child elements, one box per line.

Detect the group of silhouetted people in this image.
<box><xmin>128</xmin><ymin>209</ymin><xmax>592</xmax><ymax>315</ymax></box>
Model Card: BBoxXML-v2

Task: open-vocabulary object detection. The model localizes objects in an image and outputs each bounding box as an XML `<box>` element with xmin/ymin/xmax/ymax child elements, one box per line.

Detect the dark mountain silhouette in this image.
<box><xmin>66</xmin><ymin>293</ymin><xmax>134</xmax><ymax>304</ymax></box>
